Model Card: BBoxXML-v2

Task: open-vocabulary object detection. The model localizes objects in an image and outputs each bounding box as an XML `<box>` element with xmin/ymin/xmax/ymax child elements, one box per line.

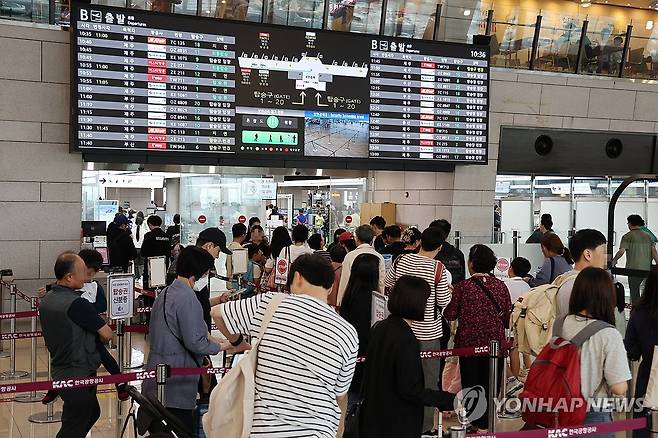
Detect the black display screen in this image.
<box><xmin>71</xmin><ymin>3</ymin><xmax>489</xmax><ymax>165</ymax></box>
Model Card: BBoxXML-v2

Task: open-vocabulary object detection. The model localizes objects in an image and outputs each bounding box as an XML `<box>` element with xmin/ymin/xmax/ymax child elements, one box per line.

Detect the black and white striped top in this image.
<box><xmin>384</xmin><ymin>253</ymin><xmax>452</xmax><ymax>341</ymax></box>
<box><xmin>220</xmin><ymin>293</ymin><xmax>359</xmax><ymax>437</ymax></box>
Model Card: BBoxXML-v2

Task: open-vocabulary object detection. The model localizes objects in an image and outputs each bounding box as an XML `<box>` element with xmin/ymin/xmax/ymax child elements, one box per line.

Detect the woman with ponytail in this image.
<box><xmin>527</xmin><ymin>233</ymin><xmax>574</xmax><ymax>287</ymax></box>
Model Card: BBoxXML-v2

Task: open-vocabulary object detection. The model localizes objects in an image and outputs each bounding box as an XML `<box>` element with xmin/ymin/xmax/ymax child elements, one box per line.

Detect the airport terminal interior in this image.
<box><xmin>2</xmin><ymin>0</ymin><xmax>658</xmax><ymax>437</ymax></box>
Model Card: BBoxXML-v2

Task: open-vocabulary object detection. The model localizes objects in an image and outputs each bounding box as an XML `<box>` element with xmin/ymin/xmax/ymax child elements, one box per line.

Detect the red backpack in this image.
<box><xmin>519</xmin><ymin>317</ymin><xmax>613</xmax><ymax>428</ymax></box>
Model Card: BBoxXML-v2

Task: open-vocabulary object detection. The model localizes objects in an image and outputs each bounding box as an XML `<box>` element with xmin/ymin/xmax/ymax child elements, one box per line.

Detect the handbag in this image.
<box><xmin>343</xmin><ymin>399</ymin><xmax>363</xmax><ymax>438</ymax></box>
<box><xmin>203</xmin><ymin>293</ymin><xmax>286</xmax><ymax>438</ymax></box>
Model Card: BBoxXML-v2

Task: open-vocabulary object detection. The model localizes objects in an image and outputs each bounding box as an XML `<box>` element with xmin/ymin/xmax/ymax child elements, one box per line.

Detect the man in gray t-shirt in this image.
<box><xmin>555</xmin><ymin>230</ymin><xmax>608</xmax><ymax>319</ymax></box>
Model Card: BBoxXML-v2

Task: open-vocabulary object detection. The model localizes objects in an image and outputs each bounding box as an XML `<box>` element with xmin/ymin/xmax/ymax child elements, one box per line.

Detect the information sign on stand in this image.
<box><xmin>274</xmin><ymin>258</ymin><xmax>290</xmax><ymax>286</ymax></box>
<box><xmin>371</xmin><ymin>291</ymin><xmax>389</xmax><ymax>326</ymax></box>
<box><xmin>108</xmin><ymin>274</ymin><xmax>135</xmax><ymax>320</ymax></box>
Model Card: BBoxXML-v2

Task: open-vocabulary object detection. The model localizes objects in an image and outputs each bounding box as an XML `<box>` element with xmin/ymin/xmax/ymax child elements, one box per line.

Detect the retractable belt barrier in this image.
<box><xmin>466</xmin><ymin>417</ymin><xmax>647</xmax><ymax>438</ymax></box>
<box><xmin>0</xmin><ymin>344</ymin><xmax>500</xmax><ymax>396</ymax></box>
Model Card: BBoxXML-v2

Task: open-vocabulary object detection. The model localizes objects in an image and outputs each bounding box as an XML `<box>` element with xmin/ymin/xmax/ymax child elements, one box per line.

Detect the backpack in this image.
<box><xmin>202</xmin><ymin>293</ymin><xmax>285</xmax><ymax>438</ymax></box>
<box><xmin>511</xmin><ymin>271</ymin><xmax>579</xmax><ymax>356</ymax></box>
<box><xmin>519</xmin><ymin>316</ymin><xmax>613</xmax><ymax>427</ymax></box>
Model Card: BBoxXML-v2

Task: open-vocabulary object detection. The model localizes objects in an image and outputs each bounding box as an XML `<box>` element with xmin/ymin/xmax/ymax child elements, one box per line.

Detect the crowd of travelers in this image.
<box><xmin>37</xmin><ymin>211</ymin><xmax>658</xmax><ymax>438</ymax></box>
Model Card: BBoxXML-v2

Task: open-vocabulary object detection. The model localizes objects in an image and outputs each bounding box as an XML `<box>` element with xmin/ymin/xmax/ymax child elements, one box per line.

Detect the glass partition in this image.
<box><xmin>581</xmin><ymin>16</ymin><xmax>623</xmax><ymax>77</ymax></box>
<box><xmin>624</xmin><ymin>34</ymin><xmax>658</xmax><ymax>79</ymax></box>
<box><xmin>490</xmin><ymin>10</ymin><xmax>537</xmax><ymax>69</ymax></box>
<box><xmin>346</xmin><ymin>0</ymin><xmax>382</xmax><ymax>34</ymax></box>
<box><xmin>381</xmin><ymin>0</ymin><xmax>438</xmax><ymax>39</ymax></box>
<box><xmin>179</xmin><ymin>175</ymin><xmax>265</xmax><ymax>245</ymax></box>
<box><xmin>534</xmin><ymin>14</ymin><xmax>585</xmax><ymax>73</ymax></box>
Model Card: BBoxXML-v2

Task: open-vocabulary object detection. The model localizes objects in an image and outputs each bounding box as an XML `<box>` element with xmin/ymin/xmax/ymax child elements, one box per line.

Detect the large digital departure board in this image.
<box><xmin>71</xmin><ymin>3</ymin><xmax>489</xmax><ymax>165</ymax></box>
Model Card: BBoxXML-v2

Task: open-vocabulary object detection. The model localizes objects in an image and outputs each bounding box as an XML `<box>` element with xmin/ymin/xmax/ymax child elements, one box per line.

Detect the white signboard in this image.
<box><xmin>100</xmin><ymin>175</ymin><xmax>164</xmax><ymax>189</ymax></box>
<box><xmin>108</xmin><ymin>274</ymin><xmax>134</xmax><ymax>320</ymax></box>
<box><xmin>147</xmin><ymin>256</ymin><xmax>167</xmax><ymax>288</ymax></box>
<box><xmin>241</xmin><ymin>178</ymin><xmax>278</xmax><ymax>201</ymax></box>
<box><xmin>274</xmin><ymin>256</ymin><xmax>290</xmax><ymax>286</ymax></box>
<box><xmin>231</xmin><ymin>248</ymin><xmax>248</xmax><ymax>275</ymax></box>
<box><xmin>371</xmin><ymin>291</ymin><xmax>389</xmax><ymax>326</ymax></box>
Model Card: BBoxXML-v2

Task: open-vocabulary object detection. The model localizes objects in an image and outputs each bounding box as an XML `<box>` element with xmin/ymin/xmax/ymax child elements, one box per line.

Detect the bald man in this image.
<box><xmin>39</xmin><ymin>252</ymin><xmax>113</xmax><ymax>438</ymax></box>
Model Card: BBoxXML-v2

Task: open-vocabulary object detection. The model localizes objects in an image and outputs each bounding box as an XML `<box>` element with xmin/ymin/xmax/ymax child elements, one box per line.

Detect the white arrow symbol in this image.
<box><xmin>292</xmin><ymin>91</ymin><xmax>306</xmax><ymax>105</ymax></box>
<box><xmin>315</xmin><ymin>93</ymin><xmax>328</xmax><ymax>107</ymax></box>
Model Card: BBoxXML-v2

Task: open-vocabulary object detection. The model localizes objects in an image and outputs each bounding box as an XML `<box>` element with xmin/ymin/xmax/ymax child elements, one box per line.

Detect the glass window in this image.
<box><xmin>382</xmin><ymin>0</ymin><xmax>439</xmax><ymax>39</ymax></box>
<box><xmin>200</xmin><ymin>0</ymin><xmax>260</xmax><ymax>20</ymax></box>
<box><xmin>263</xmin><ymin>0</ymin><xmax>325</xmax><ymax>28</ymax></box>
<box><xmin>437</xmin><ymin>1</ymin><xmax>484</xmax><ymax>44</ymax></box>
<box><xmin>179</xmin><ymin>175</ymin><xmax>265</xmax><ymax>245</ymax></box>
<box><xmin>582</xmin><ymin>17</ymin><xmax>624</xmax><ymax>77</ymax></box>
<box><xmin>344</xmin><ymin>0</ymin><xmax>381</xmax><ymax>34</ymax></box>
<box><xmin>490</xmin><ymin>7</ymin><xmax>537</xmax><ymax>69</ymax></box>
<box><xmin>534</xmin><ymin>14</ymin><xmax>585</xmax><ymax>73</ymax></box>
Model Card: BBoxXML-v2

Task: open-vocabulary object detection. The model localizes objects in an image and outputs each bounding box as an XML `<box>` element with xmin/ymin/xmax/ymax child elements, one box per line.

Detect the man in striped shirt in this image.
<box><xmin>211</xmin><ymin>254</ymin><xmax>359</xmax><ymax>437</ymax></box>
<box><xmin>384</xmin><ymin>226</ymin><xmax>452</xmax><ymax>433</ymax></box>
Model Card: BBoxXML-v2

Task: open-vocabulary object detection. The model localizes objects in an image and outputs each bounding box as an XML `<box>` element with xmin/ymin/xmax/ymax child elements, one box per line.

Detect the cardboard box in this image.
<box><xmin>360</xmin><ymin>202</ymin><xmax>397</xmax><ymax>225</ymax></box>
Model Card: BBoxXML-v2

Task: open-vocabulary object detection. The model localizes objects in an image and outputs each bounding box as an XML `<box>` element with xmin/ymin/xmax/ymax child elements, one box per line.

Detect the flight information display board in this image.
<box><xmin>71</xmin><ymin>3</ymin><xmax>489</xmax><ymax>164</ymax></box>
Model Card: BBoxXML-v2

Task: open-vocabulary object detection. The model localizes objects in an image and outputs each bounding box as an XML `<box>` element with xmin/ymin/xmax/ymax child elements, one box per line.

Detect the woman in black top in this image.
<box><xmin>339</xmin><ymin>253</ymin><xmax>380</xmax><ymax>407</ymax></box>
<box><xmin>359</xmin><ymin>276</ymin><xmax>455</xmax><ymax>438</ymax></box>
<box><xmin>625</xmin><ymin>266</ymin><xmax>658</xmax><ymax>438</ymax></box>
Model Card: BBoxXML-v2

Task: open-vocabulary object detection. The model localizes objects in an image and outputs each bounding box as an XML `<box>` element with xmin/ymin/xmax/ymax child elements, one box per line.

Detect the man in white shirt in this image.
<box><xmin>226</xmin><ymin>223</ymin><xmax>247</xmax><ymax>289</ymax></box>
<box><xmin>211</xmin><ymin>254</ymin><xmax>358</xmax><ymax>437</ymax></box>
<box><xmin>503</xmin><ymin>257</ymin><xmax>532</xmax><ymax>303</ymax></box>
<box><xmin>555</xmin><ymin>229</ymin><xmax>607</xmax><ymax>319</ymax></box>
<box><xmin>337</xmin><ymin>225</ymin><xmax>385</xmax><ymax>306</ymax></box>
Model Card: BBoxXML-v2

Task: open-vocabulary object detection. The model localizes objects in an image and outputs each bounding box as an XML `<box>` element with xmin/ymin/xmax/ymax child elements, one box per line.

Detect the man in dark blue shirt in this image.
<box><xmin>39</xmin><ymin>252</ymin><xmax>113</xmax><ymax>438</ymax></box>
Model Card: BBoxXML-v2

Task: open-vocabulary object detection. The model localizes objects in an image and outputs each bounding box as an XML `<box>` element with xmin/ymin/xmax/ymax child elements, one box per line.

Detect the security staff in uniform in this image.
<box><xmin>39</xmin><ymin>252</ymin><xmax>113</xmax><ymax>438</ymax></box>
<box><xmin>141</xmin><ymin>215</ymin><xmax>172</xmax><ymax>289</ymax></box>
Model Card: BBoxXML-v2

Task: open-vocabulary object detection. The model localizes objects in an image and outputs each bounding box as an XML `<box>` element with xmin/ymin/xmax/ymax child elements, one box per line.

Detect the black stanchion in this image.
<box><xmin>488</xmin><ymin>339</ymin><xmax>500</xmax><ymax>432</ymax></box>
<box><xmin>0</xmin><ymin>284</ymin><xmax>29</xmax><ymax>379</ymax></box>
<box><xmin>15</xmin><ymin>297</ymin><xmax>45</xmax><ymax>402</ymax></box>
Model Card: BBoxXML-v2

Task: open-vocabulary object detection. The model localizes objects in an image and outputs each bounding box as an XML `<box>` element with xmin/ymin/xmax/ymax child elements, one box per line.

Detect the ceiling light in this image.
<box><xmin>647</xmin><ymin>20</ymin><xmax>654</xmax><ymax>30</ymax></box>
<box><xmin>463</xmin><ymin>9</ymin><xmax>472</xmax><ymax>16</ymax></box>
<box><xmin>580</xmin><ymin>0</ymin><xmax>592</xmax><ymax>7</ymax></box>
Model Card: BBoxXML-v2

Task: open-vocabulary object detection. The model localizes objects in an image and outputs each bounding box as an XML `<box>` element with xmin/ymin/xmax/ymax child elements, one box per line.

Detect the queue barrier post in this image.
<box><xmin>449</xmin><ymin>425</ymin><xmax>466</xmax><ymax>438</ymax></box>
<box><xmin>488</xmin><ymin>339</ymin><xmax>500</xmax><ymax>433</ymax></box>
<box><xmin>0</xmin><ymin>284</ymin><xmax>29</xmax><ymax>379</ymax></box>
<box><xmin>28</xmin><ymin>353</ymin><xmax>62</xmax><ymax>424</ymax></box>
<box><xmin>454</xmin><ymin>230</ymin><xmax>462</xmax><ymax>251</ymax></box>
<box><xmin>512</xmin><ymin>231</ymin><xmax>520</xmax><ymax>260</ymax></box>
<box><xmin>116</xmin><ymin>319</ymin><xmax>125</xmax><ymax>372</ymax></box>
<box><xmin>647</xmin><ymin>408</ymin><xmax>658</xmax><ymax>438</ymax></box>
<box><xmin>156</xmin><ymin>363</ymin><xmax>169</xmax><ymax>406</ymax></box>
<box><xmin>15</xmin><ymin>296</ymin><xmax>45</xmax><ymax>402</ymax></box>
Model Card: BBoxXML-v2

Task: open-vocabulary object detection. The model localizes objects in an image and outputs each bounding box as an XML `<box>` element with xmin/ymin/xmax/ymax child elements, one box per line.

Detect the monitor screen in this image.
<box><xmin>82</xmin><ymin>220</ymin><xmax>107</xmax><ymax>237</ymax></box>
<box><xmin>71</xmin><ymin>4</ymin><xmax>489</xmax><ymax>166</ymax></box>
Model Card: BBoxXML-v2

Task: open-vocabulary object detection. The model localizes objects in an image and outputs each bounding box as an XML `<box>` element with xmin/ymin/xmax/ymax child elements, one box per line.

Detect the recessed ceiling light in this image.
<box><xmin>463</xmin><ymin>9</ymin><xmax>472</xmax><ymax>16</ymax></box>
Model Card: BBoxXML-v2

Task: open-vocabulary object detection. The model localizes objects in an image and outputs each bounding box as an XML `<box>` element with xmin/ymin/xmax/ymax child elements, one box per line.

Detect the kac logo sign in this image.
<box><xmin>548</xmin><ymin>429</ymin><xmax>569</xmax><ymax>438</ymax></box>
<box><xmin>136</xmin><ymin>371</ymin><xmax>156</xmax><ymax>381</ymax></box>
<box><xmin>53</xmin><ymin>380</ymin><xmax>74</xmax><ymax>389</ymax></box>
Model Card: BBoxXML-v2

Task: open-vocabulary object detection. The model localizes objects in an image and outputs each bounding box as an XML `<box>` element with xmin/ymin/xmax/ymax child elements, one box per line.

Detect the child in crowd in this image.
<box><xmin>231</xmin><ymin>243</ymin><xmax>265</xmax><ymax>298</ymax></box>
<box><xmin>40</xmin><ymin>249</ymin><xmax>128</xmax><ymax>403</ymax></box>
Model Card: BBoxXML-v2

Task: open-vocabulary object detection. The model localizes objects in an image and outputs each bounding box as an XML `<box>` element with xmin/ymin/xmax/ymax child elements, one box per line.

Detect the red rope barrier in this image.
<box><xmin>0</xmin><ymin>310</ymin><xmax>39</xmax><ymax>320</ymax></box>
<box><xmin>470</xmin><ymin>417</ymin><xmax>647</xmax><ymax>438</ymax></box>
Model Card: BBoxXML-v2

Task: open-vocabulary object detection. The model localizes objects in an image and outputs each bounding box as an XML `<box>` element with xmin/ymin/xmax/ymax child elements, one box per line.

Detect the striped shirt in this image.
<box><xmin>384</xmin><ymin>253</ymin><xmax>452</xmax><ymax>341</ymax></box>
<box><xmin>220</xmin><ymin>293</ymin><xmax>359</xmax><ymax>437</ymax></box>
